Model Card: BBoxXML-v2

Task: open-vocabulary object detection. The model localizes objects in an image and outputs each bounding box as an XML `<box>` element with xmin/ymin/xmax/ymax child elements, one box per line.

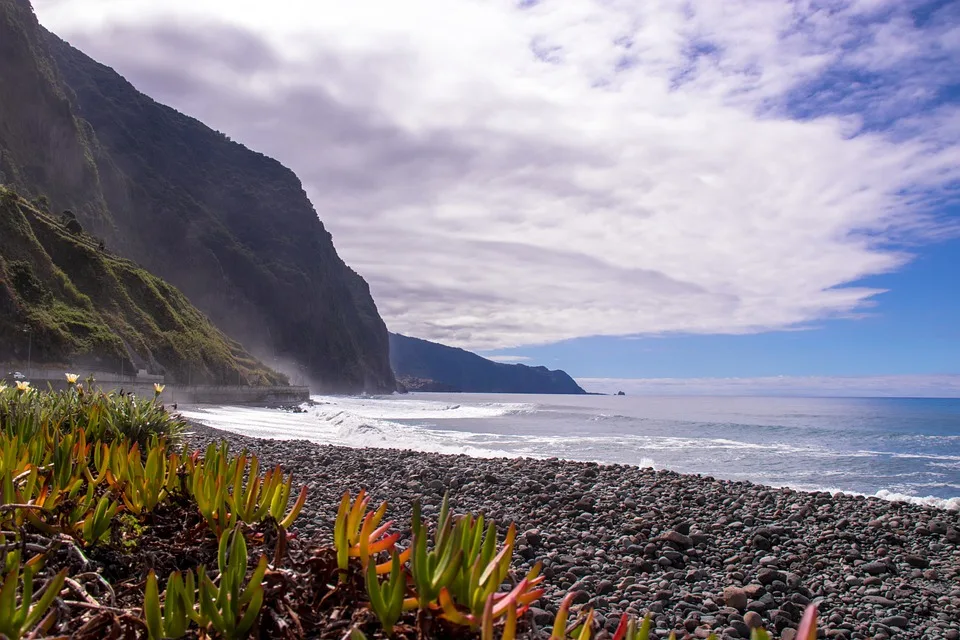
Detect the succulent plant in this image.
<box><xmin>0</xmin><ymin>551</ymin><xmax>67</xmax><ymax>640</ymax></box>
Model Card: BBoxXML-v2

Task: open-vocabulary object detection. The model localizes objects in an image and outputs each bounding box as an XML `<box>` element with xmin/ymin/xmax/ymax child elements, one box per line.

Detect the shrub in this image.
<box><xmin>0</xmin><ymin>385</ymin><xmax>308</xmax><ymax>638</ymax></box>
<box><xmin>0</xmin><ymin>379</ymin><xmax>186</xmax><ymax>448</ymax></box>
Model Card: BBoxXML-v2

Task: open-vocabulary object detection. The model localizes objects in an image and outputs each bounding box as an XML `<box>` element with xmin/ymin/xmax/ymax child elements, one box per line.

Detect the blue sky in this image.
<box><xmin>474</xmin><ymin>0</ymin><xmax>960</xmax><ymax>386</ymax></box>
<box><xmin>36</xmin><ymin>0</ymin><xmax>960</xmax><ymax>392</ymax></box>
<box><xmin>482</xmin><ymin>228</ymin><xmax>960</xmax><ymax>379</ymax></box>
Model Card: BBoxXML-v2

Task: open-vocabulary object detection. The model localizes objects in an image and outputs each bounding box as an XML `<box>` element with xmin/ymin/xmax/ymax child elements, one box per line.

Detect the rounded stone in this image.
<box><xmin>743</xmin><ymin>611</ymin><xmax>763</xmax><ymax>629</ymax></box>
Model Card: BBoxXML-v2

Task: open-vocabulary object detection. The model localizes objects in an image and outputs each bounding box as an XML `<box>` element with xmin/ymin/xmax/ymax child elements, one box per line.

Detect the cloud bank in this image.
<box><xmin>485</xmin><ymin>355</ymin><xmax>533</xmax><ymax>363</ymax></box>
<box><xmin>579</xmin><ymin>374</ymin><xmax>960</xmax><ymax>398</ymax></box>
<box><xmin>34</xmin><ymin>0</ymin><xmax>960</xmax><ymax>350</ymax></box>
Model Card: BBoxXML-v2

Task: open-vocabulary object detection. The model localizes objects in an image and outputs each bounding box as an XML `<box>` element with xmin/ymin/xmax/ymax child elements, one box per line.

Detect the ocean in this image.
<box><xmin>181</xmin><ymin>393</ymin><xmax>960</xmax><ymax>511</ymax></box>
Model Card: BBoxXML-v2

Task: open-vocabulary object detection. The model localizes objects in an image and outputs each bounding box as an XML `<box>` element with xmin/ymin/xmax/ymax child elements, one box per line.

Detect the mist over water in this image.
<box><xmin>182</xmin><ymin>393</ymin><xmax>960</xmax><ymax>511</ymax></box>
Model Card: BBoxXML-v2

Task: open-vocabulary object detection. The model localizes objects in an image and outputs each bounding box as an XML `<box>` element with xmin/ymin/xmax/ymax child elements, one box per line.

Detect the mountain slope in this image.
<box><xmin>0</xmin><ymin>0</ymin><xmax>394</xmax><ymax>393</ymax></box>
<box><xmin>0</xmin><ymin>0</ymin><xmax>109</xmax><ymax>229</ymax></box>
<box><xmin>0</xmin><ymin>186</ymin><xmax>285</xmax><ymax>384</ymax></box>
<box><xmin>389</xmin><ymin>333</ymin><xmax>586</xmax><ymax>394</ymax></box>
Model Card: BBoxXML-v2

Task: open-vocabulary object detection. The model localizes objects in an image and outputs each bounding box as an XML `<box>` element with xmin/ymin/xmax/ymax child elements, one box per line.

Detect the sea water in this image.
<box><xmin>181</xmin><ymin>393</ymin><xmax>960</xmax><ymax>510</ymax></box>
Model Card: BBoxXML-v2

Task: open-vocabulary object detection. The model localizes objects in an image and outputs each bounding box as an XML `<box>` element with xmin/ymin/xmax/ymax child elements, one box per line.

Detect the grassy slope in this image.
<box><xmin>0</xmin><ymin>186</ymin><xmax>286</xmax><ymax>385</ymax></box>
<box><xmin>0</xmin><ymin>0</ymin><xmax>394</xmax><ymax>393</ymax></box>
<box><xmin>44</xmin><ymin>32</ymin><xmax>395</xmax><ymax>393</ymax></box>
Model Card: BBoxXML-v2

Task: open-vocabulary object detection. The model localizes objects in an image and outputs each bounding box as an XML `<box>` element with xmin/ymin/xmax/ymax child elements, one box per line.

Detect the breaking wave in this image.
<box><xmin>182</xmin><ymin>393</ymin><xmax>960</xmax><ymax>511</ymax></box>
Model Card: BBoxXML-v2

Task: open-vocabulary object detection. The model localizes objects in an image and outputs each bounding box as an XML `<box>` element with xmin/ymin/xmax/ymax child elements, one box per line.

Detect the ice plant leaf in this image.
<box><xmin>796</xmin><ymin>604</ymin><xmax>818</xmax><ymax>640</ymax></box>
<box><xmin>551</xmin><ymin>592</ymin><xmax>576</xmax><ymax>640</ymax></box>
<box><xmin>503</xmin><ymin>600</ymin><xmax>518</xmax><ymax>640</ymax></box>
<box><xmin>144</xmin><ymin>570</ymin><xmax>164</xmax><ymax>640</ymax></box>
<box><xmin>236</xmin><ymin>585</ymin><xmax>264</xmax><ymax>638</ymax></box>
<box><xmin>613</xmin><ymin>613</ymin><xmax>630</xmax><ymax>640</ymax></box>
<box><xmin>24</xmin><ymin>568</ymin><xmax>67</xmax><ymax>634</ymax></box>
<box><xmin>240</xmin><ymin>556</ymin><xmax>269</xmax><ymax>606</ymax></box>
<box><xmin>481</xmin><ymin>593</ymin><xmax>495</xmax><ymax>640</ymax></box>
<box><xmin>347</xmin><ymin>489</ymin><xmax>368</xmax><ymax>542</ymax></box>
<box><xmin>335</xmin><ymin>491</ymin><xmax>352</xmax><ymax>575</ymax></box>
<box><xmin>280</xmin><ymin>485</ymin><xmax>308</xmax><ymax>529</ymax></box>
<box><xmin>577</xmin><ymin>609</ymin><xmax>595</xmax><ymax>640</ymax></box>
<box><xmin>638</xmin><ymin>613</ymin><xmax>652</xmax><ymax>640</ymax></box>
<box><xmin>365</xmin><ymin>549</ymin><xmax>405</xmax><ymax>634</ymax></box>
<box><xmin>491</xmin><ymin>578</ymin><xmax>530</xmax><ymax>618</ymax></box>
<box><xmin>376</xmin><ymin>547</ymin><xmax>411</xmax><ymax>574</ymax></box>
<box><xmin>348</xmin><ymin>628</ymin><xmax>368</xmax><ymax>640</ymax></box>
<box><xmin>439</xmin><ymin>587</ymin><xmax>473</xmax><ymax>627</ymax></box>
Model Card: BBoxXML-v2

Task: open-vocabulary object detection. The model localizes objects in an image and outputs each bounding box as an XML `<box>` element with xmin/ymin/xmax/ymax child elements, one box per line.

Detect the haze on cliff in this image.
<box><xmin>35</xmin><ymin>0</ymin><xmax>960</xmax><ymax>351</ymax></box>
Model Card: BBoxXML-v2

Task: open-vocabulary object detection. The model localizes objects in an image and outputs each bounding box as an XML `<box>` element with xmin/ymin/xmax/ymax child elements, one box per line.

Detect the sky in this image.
<box><xmin>33</xmin><ymin>0</ymin><xmax>960</xmax><ymax>394</ymax></box>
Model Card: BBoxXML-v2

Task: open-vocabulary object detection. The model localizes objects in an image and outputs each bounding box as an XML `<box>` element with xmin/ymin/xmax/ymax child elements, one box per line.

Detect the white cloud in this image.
<box><xmin>485</xmin><ymin>355</ymin><xmax>533</xmax><ymax>363</ymax></box>
<box><xmin>34</xmin><ymin>0</ymin><xmax>960</xmax><ymax>350</ymax></box>
<box><xmin>579</xmin><ymin>375</ymin><xmax>960</xmax><ymax>398</ymax></box>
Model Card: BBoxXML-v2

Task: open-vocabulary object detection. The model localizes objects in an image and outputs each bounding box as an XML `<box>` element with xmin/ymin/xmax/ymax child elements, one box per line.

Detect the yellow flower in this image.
<box><xmin>0</xmin><ymin>384</ymin><xmax>6</xmax><ymax>393</ymax></box>
<box><xmin>154</xmin><ymin>383</ymin><xmax>165</xmax><ymax>394</ymax></box>
<box><xmin>15</xmin><ymin>381</ymin><xmax>30</xmax><ymax>392</ymax></box>
<box><xmin>65</xmin><ymin>373</ymin><xmax>79</xmax><ymax>384</ymax></box>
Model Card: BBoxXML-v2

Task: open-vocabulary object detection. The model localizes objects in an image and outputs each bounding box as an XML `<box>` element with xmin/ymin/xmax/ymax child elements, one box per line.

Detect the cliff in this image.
<box><xmin>389</xmin><ymin>333</ymin><xmax>586</xmax><ymax>394</ymax></box>
<box><xmin>0</xmin><ymin>186</ymin><xmax>285</xmax><ymax>384</ymax></box>
<box><xmin>0</xmin><ymin>0</ymin><xmax>395</xmax><ymax>393</ymax></box>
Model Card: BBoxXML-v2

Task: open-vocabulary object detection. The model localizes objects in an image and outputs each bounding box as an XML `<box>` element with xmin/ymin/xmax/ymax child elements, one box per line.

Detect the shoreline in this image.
<box><xmin>180</xmin><ymin>403</ymin><xmax>960</xmax><ymax>513</ymax></box>
<box><xmin>183</xmin><ymin>419</ymin><xmax>960</xmax><ymax>640</ymax></box>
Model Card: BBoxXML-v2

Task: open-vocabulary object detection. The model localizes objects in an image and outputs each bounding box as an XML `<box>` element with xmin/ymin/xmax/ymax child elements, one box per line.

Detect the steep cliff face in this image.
<box><xmin>0</xmin><ymin>0</ymin><xmax>395</xmax><ymax>392</ymax></box>
<box><xmin>0</xmin><ymin>0</ymin><xmax>108</xmax><ymax>227</ymax></box>
<box><xmin>389</xmin><ymin>333</ymin><xmax>586</xmax><ymax>394</ymax></box>
<box><xmin>0</xmin><ymin>186</ymin><xmax>286</xmax><ymax>385</ymax></box>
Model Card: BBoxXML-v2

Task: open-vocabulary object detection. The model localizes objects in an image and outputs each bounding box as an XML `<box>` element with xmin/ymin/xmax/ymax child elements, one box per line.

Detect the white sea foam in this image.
<box><xmin>743</xmin><ymin>484</ymin><xmax>960</xmax><ymax>512</ymax></box>
<box><xmin>182</xmin><ymin>394</ymin><xmax>960</xmax><ymax>511</ymax></box>
<box><xmin>309</xmin><ymin>395</ymin><xmax>533</xmax><ymax>421</ymax></box>
<box><xmin>873</xmin><ymin>490</ymin><xmax>960</xmax><ymax>511</ymax></box>
<box><xmin>182</xmin><ymin>403</ymin><xmax>518</xmax><ymax>459</ymax></box>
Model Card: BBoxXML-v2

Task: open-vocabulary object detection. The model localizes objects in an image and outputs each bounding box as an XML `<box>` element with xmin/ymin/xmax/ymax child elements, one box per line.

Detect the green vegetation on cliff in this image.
<box><xmin>43</xmin><ymin>32</ymin><xmax>394</xmax><ymax>393</ymax></box>
<box><xmin>0</xmin><ymin>0</ymin><xmax>395</xmax><ymax>393</ymax></box>
<box><xmin>0</xmin><ymin>185</ymin><xmax>285</xmax><ymax>385</ymax></box>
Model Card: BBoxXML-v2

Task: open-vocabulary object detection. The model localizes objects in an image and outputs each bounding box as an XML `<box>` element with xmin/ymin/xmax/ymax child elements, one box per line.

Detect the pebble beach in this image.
<box><xmin>185</xmin><ymin>421</ymin><xmax>960</xmax><ymax>640</ymax></box>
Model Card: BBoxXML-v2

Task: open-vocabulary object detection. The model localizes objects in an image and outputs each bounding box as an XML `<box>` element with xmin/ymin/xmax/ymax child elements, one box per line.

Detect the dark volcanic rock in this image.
<box><xmin>862</xmin><ymin>561</ymin><xmax>890</xmax><ymax>575</ymax></box>
<box><xmin>184</xmin><ymin>422</ymin><xmax>960</xmax><ymax>640</ymax></box>
<box><xmin>659</xmin><ymin>531</ymin><xmax>695</xmax><ymax>549</ymax></box>
<box><xmin>903</xmin><ymin>554</ymin><xmax>928</xmax><ymax>568</ymax></box>
<box><xmin>723</xmin><ymin>587</ymin><xmax>747</xmax><ymax>611</ymax></box>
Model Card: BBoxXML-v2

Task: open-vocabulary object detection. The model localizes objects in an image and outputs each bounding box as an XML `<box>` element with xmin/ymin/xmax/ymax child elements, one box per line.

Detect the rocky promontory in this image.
<box><xmin>389</xmin><ymin>333</ymin><xmax>586</xmax><ymax>394</ymax></box>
